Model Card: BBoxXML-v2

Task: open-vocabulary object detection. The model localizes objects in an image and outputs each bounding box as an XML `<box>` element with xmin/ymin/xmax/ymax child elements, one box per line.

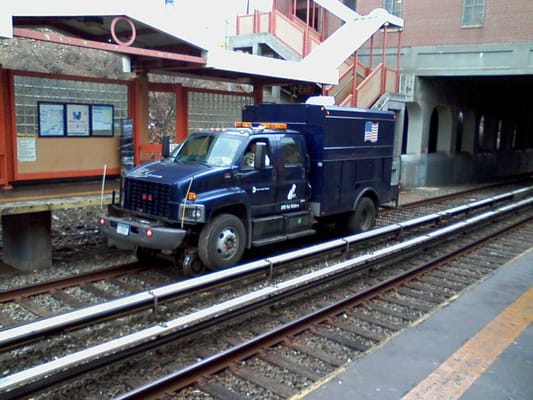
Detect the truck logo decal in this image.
<box><xmin>364</xmin><ymin>121</ymin><xmax>379</xmax><ymax>143</ymax></box>
<box><xmin>287</xmin><ymin>184</ymin><xmax>297</xmax><ymax>200</ymax></box>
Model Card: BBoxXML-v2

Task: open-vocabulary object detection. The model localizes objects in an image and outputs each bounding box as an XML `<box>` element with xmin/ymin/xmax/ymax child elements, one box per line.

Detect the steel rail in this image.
<box><xmin>0</xmin><ymin>186</ymin><xmax>530</xmax><ymax>352</ymax></box>
<box><xmin>0</xmin><ymin>263</ymin><xmax>143</xmax><ymax>302</ymax></box>
<box><xmin>392</xmin><ymin>177</ymin><xmax>533</xmax><ymax>210</ymax></box>
<box><xmin>1</xmin><ymin>195</ymin><xmax>531</xmax><ymax>399</ymax></box>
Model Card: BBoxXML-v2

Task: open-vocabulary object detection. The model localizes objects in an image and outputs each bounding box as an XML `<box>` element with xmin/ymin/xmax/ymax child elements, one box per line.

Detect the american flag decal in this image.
<box><xmin>364</xmin><ymin>121</ymin><xmax>379</xmax><ymax>143</ymax></box>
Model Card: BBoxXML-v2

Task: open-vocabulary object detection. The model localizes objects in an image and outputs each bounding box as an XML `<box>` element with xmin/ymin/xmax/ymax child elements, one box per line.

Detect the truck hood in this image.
<box><xmin>127</xmin><ymin>159</ymin><xmax>213</xmax><ymax>183</ymax></box>
<box><xmin>123</xmin><ymin>159</ymin><xmax>232</xmax><ymax>219</ymax></box>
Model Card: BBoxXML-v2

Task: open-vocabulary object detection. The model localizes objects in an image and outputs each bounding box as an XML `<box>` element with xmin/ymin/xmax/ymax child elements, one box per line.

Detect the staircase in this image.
<box><xmin>231</xmin><ymin>2</ymin><xmax>403</xmax><ymax>108</ymax></box>
<box><xmin>323</xmin><ymin>58</ymin><xmax>400</xmax><ymax>109</ymax></box>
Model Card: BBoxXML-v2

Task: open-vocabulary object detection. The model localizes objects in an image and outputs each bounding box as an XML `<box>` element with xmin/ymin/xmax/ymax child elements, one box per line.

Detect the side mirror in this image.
<box><xmin>162</xmin><ymin>135</ymin><xmax>171</xmax><ymax>158</ymax></box>
<box><xmin>255</xmin><ymin>142</ymin><xmax>267</xmax><ymax>169</ymax></box>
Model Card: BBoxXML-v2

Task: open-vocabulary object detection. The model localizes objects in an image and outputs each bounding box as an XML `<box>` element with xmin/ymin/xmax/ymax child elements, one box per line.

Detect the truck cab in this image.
<box><xmin>99</xmin><ymin>103</ymin><xmax>397</xmax><ymax>275</ymax></box>
<box><xmin>100</xmin><ymin>123</ymin><xmax>315</xmax><ymax>274</ymax></box>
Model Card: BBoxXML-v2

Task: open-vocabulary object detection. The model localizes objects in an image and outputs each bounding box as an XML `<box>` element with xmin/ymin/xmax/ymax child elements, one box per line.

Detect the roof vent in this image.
<box><xmin>305</xmin><ymin>96</ymin><xmax>335</xmax><ymax>106</ymax></box>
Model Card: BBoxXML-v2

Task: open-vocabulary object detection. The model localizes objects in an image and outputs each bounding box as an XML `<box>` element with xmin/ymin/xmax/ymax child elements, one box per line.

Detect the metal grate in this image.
<box><xmin>124</xmin><ymin>179</ymin><xmax>172</xmax><ymax>218</ymax></box>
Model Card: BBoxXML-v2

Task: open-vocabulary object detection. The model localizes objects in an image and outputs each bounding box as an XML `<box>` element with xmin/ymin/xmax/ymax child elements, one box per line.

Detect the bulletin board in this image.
<box><xmin>38</xmin><ymin>102</ymin><xmax>114</xmax><ymax>137</ymax></box>
<box><xmin>16</xmin><ymin>136</ymin><xmax>120</xmax><ymax>177</ymax></box>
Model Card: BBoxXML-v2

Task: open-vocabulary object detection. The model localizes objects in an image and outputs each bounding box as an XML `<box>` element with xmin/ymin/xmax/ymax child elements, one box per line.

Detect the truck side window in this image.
<box><xmin>281</xmin><ymin>137</ymin><xmax>302</xmax><ymax>165</ymax></box>
<box><xmin>243</xmin><ymin>140</ymin><xmax>271</xmax><ymax>168</ymax></box>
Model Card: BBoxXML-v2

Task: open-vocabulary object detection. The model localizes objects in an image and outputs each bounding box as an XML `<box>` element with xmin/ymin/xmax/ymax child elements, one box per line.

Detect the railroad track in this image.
<box><xmin>0</xmin><ymin>183</ymin><xmax>532</xmax><ymax>399</ymax></box>
<box><xmin>0</xmin><ymin>182</ymin><xmax>520</xmax><ymax>328</ymax></box>
<box><xmin>115</xmin><ymin>199</ymin><xmax>533</xmax><ymax>400</ymax></box>
<box><xmin>0</xmin><ymin>263</ymin><xmax>182</xmax><ymax>327</ymax></box>
<box><xmin>1</xmin><ymin>182</ymin><xmax>527</xmax><ymax>332</ymax></box>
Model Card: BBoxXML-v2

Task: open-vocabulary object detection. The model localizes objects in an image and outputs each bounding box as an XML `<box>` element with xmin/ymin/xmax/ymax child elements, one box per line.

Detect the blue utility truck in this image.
<box><xmin>99</xmin><ymin>102</ymin><xmax>398</xmax><ymax>275</ymax></box>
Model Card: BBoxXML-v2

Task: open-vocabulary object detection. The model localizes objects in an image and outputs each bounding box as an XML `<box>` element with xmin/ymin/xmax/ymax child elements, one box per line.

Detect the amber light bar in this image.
<box><xmin>234</xmin><ymin>121</ymin><xmax>288</xmax><ymax>129</ymax></box>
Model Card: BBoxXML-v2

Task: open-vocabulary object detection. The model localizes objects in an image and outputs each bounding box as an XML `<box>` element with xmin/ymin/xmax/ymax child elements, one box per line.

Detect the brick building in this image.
<box><xmin>233</xmin><ymin>0</ymin><xmax>533</xmax><ymax>187</ymax></box>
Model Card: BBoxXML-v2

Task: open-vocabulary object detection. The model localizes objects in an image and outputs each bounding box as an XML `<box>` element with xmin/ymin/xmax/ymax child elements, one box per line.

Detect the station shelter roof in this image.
<box><xmin>2</xmin><ymin>0</ymin><xmax>402</xmax><ymax>87</ymax></box>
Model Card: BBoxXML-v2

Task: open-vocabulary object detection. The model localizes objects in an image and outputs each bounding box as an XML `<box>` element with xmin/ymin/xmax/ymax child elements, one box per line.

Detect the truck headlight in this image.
<box><xmin>178</xmin><ymin>204</ymin><xmax>205</xmax><ymax>223</ymax></box>
<box><xmin>191</xmin><ymin>208</ymin><xmax>202</xmax><ymax>219</ymax></box>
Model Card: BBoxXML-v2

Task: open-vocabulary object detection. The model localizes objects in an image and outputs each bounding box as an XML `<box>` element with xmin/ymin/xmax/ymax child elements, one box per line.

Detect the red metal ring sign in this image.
<box><xmin>110</xmin><ymin>17</ymin><xmax>136</xmax><ymax>46</ymax></box>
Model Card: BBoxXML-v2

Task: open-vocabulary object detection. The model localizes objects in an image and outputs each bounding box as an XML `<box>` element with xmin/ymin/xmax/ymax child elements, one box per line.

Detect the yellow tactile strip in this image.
<box><xmin>402</xmin><ymin>283</ymin><xmax>533</xmax><ymax>400</ymax></box>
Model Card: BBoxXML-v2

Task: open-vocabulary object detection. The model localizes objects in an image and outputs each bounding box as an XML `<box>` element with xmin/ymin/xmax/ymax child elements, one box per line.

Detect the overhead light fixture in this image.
<box><xmin>121</xmin><ymin>56</ymin><xmax>131</xmax><ymax>73</ymax></box>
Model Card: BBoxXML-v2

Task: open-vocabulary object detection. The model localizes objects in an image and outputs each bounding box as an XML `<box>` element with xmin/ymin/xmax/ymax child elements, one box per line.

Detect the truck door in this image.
<box><xmin>238</xmin><ymin>138</ymin><xmax>277</xmax><ymax>217</ymax></box>
<box><xmin>275</xmin><ymin>135</ymin><xmax>310</xmax><ymax>213</ymax></box>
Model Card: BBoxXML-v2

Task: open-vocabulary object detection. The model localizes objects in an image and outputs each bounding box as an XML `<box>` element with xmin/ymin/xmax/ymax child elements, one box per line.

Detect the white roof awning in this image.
<box><xmin>2</xmin><ymin>0</ymin><xmax>403</xmax><ymax>86</ymax></box>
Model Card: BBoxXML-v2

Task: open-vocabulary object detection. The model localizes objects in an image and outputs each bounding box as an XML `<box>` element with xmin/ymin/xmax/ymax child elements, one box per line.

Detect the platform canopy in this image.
<box><xmin>1</xmin><ymin>0</ymin><xmax>402</xmax><ymax>86</ymax></box>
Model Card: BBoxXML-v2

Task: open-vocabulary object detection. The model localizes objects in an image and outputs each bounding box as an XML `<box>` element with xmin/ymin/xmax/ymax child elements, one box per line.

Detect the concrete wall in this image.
<box><xmin>400</xmin><ymin>150</ymin><xmax>533</xmax><ymax>188</ymax></box>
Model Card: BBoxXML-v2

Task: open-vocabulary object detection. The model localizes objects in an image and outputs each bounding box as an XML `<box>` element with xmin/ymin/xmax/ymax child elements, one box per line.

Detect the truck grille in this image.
<box><xmin>124</xmin><ymin>179</ymin><xmax>172</xmax><ymax>218</ymax></box>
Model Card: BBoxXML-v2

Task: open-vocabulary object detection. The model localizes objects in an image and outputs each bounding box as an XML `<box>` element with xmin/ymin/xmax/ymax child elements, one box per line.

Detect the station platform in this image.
<box><xmin>300</xmin><ymin>247</ymin><xmax>533</xmax><ymax>400</ymax></box>
<box><xmin>0</xmin><ymin>178</ymin><xmax>120</xmax><ymax>271</ymax></box>
<box><xmin>0</xmin><ymin>178</ymin><xmax>119</xmax><ymax>213</ymax></box>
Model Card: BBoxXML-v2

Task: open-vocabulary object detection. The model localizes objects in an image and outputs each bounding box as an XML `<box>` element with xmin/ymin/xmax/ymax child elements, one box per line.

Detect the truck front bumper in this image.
<box><xmin>99</xmin><ymin>214</ymin><xmax>186</xmax><ymax>251</ymax></box>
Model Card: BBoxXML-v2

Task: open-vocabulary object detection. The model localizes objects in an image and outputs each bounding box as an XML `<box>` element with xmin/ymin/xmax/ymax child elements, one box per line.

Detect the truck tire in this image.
<box><xmin>136</xmin><ymin>246</ymin><xmax>158</xmax><ymax>264</ymax></box>
<box><xmin>347</xmin><ymin>197</ymin><xmax>376</xmax><ymax>233</ymax></box>
<box><xmin>198</xmin><ymin>213</ymin><xmax>246</xmax><ymax>270</ymax></box>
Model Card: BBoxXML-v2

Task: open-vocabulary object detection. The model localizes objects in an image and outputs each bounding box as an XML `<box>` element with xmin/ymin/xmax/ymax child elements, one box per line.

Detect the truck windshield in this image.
<box><xmin>172</xmin><ymin>134</ymin><xmax>243</xmax><ymax>167</ymax></box>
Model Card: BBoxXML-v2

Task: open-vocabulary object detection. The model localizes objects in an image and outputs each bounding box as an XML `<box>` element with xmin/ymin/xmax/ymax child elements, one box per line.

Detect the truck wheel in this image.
<box><xmin>198</xmin><ymin>214</ymin><xmax>246</xmax><ymax>270</ymax></box>
<box><xmin>176</xmin><ymin>248</ymin><xmax>205</xmax><ymax>276</ymax></box>
<box><xmin>347</xmin><ymin>197</ymin><xmax>376</xmax><ymax>233</ymax></box>
<box><xmin>136</xmin><ymin>246</ymin><xmax>157</xmax><ymax>264</ymax></box>
<box><xmin>182</xmin><ymin>256</ymin><xmax>205</xmax><ymax>276</ymax></box>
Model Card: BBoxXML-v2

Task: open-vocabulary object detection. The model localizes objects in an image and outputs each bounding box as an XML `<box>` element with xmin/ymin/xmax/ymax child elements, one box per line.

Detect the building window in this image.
<box><xmin>462</xmin><ymin>0</ymin><xmax>485</xmax><ymax>27</ymax></box>
<box><xmin>383</xmin><ymin>0</ymin><xmax>402</xmax><ymax>18</ymax></box>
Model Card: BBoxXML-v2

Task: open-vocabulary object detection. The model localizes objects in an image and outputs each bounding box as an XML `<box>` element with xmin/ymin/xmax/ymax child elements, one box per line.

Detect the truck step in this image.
<box><xmin>286</xmin><ymin>229</ymin><xmax>316</xmax><ymax>240</ymax></box>
<box><xmin>252</xmin><ymin>229</ymin><xmax>316</xmax><ymax>247</ymax></box>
